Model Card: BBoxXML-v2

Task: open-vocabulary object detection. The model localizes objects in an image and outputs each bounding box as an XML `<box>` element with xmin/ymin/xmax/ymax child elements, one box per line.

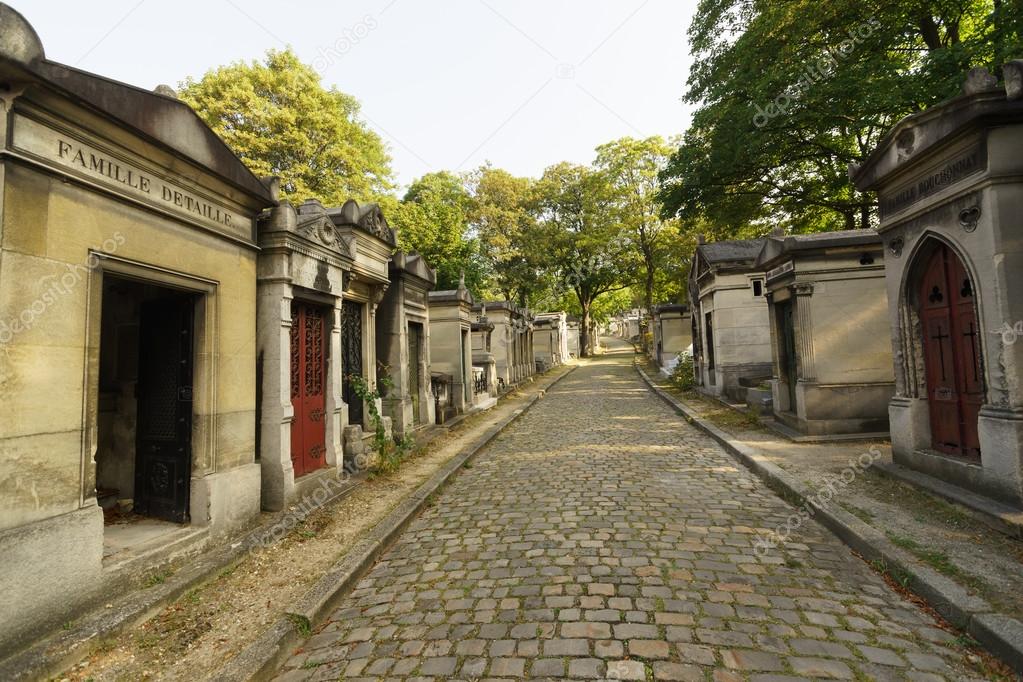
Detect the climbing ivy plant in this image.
<box><xmin>346</xmin><ymin>373</ymin><xmax>416</xmax><ymax>475</ymax></box>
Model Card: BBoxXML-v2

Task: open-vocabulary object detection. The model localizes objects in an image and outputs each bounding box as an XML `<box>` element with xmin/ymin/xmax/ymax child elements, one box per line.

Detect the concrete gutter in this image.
<box><xmin>635</xmin><ymin>362</ymin><xmax>1023</xmax><ymax>675</ymax></box>
<box><xmin>214</xmin><ymin>365</ymin><xmax>578</xmax><ymax>681</ymax></box>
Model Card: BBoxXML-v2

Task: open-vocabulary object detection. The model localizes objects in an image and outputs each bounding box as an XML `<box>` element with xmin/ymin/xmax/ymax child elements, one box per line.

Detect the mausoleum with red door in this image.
<box><xmin>854</xmin><ymin>64</ymin><xmax>1023</xmax><ymax>505</ymax></box>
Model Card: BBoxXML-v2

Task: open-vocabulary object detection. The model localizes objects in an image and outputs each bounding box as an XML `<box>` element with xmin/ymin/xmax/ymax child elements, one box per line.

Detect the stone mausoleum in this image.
<box><xmin>428</xmin><ymin>279</ymin><xmax>475</xmax><ymax>419</ymax></box>
<box><xmin>854</xmin><ymin>64</ymin><xmax>1023</xmax><ymax>504</ymax></box>
<box><xmin>689</xmin><ymin>239</ymin><xmax>772</xmax><ymax>402</ymax></box>
<box><xmin>485</xmin><ymin>301</ymin><xmax>535</xmax><ymax>391</ymax></box>
<box><xmin>533</xmin><ymin>311</ymin><xmax>569</xmax><ymax>370</ymax></box>
<box><xmin>376</xmin><ymin>251</ymin><xmax>437</xmax><ymax>437</ymax></box>
<box><xmin>566</xmin><ymin>316</ymin><xmax>581</xmax><ymax>358</ymax></box>
<box><xmin>255</xmin><ymin>198</ymin><xmax>396</xmax><ymax>510</ymax></box>
<box><xmin>470</xmin><ymin>304</ymin><xmax>499</xmax><ymax>410</ymax></box>
<box><xmin>0</xmin><ymin>9</ymin><xmax>277</xmax><ymax>651</ymax></box>
<box><xmin>649</xmin><ymin>304</ymin><xmax>692</xmax><ymax>376</ymax></box>
<box><xmin>328</xmin><ymin>200</ymin><xmax>395</xmax><ymax>456</ymax></box>
<box><xmin>756</xmin><ymin>230</ymin><xmax>893</xmax><ymax>437</ymax></box>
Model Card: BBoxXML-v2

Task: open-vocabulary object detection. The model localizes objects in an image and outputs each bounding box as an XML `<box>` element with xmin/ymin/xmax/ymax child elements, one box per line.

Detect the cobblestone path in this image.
<box><xmin>274</xmin><ymin>348</ymin><xmax>996</xmax><ymax>681</ymax></box>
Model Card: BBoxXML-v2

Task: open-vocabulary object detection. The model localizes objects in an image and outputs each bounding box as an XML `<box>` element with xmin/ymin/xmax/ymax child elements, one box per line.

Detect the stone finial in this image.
<box><xmin>298</xmin><ymin>198</ymin><xmax>325</xmax><ymax>215</ymax></box>
<box><xmin>0</xmin><ymin>4</ymin><xmax>44</xmax><ymax>66</ymax></box>
<box><xmin>153</xmin><ymin>84</ymin><xmax>177</xmax><ymax>99</ymax></box>
<box><xmin>1005</xmin><ymin>60</ymin><xmax>1023</xmax><ymax>101</ymax></box>
<box><xmin>696</xmin><ymin>234</ymin><xmax>706</xmax><ymax>245</ymax></box>
<box><xmin>458</xmin><ymin>271</ymin><xmax>466</xmax><ymax>289</ymax></box>
<box><xmin>771</xmin><ymin>226</ymin><xmax>785</xmax><ymax>237</ymax></box>
<box><xmin>962</xmin><ymin>67</ymin><xmax>998</xmax><ymax>95</ymax></box>
<box><xmin>260</xmin><ymin>176</ymin><xmax>281</xmax><ymax>202</ymax></box>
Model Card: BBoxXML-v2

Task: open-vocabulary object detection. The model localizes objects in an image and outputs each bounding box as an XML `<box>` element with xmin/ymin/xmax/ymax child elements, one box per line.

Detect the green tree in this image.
<box><xmin>179</xmin><ymin>48</ymin><xmax>395</xmax><ymax>208</ymax></box>
<box><xmin>465</xmin><ymin>166</ymin><xmax>544</xmax><ymax>306</ymax></box>
<box><xmin>391</xmin><ymin>172</ymin><xmax>487</xmax><ymax>292</ymax></box>
<box><xmin>660</xmin><ymin>0</ymin><xmax>1020</xmax><ymax>236</ymax></box>
<box><xmin>531</xmin><ymin>163</ymin><xmax>631</xmax><ymax>357</ymax></box>
<box><xmin>595</xmin><ymin>136</ymin><xmax>680</xmax><ymax>312</ymax></box>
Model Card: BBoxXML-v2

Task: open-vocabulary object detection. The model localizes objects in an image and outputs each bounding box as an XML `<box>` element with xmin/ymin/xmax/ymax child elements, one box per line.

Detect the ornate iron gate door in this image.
<box><xmin>919</xmin><ymin>244</ymin><xmax>983</xmax><ymax>458</ymax></box>
<box><xmin>408</xmin><ymin>323</ymin><xmax>422</xmax><ymax>426</ymax></box>
<box><xmin>290</xmin><ymin>303</ymin><xmax>327</xmax><ymax>478</ymax></box>
<box><xmin>341</xmin><ymin>300</ymin><xmax>365</xmax><ymax>426</ymax></box>
<box><xmin>135</xmin><ymin>295</ymin><xmax>193</xmax><ymax>523</ymax></box>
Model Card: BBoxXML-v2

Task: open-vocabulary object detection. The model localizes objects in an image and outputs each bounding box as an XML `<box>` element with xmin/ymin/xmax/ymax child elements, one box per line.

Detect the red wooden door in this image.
<box><xmin>918</xmin><ymin>244</ymin><xmax>983</xmax><ymax>459</ymax></box>
<box><xmin>290</xmin><ymin>303</ymin><xmax>327</xmax><ymax>478</ymax></box>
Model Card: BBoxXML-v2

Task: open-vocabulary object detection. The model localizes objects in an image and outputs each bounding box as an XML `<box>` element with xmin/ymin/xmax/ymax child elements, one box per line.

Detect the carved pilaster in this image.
<box><xmin>792</xmin><ymin>283</ymin><xmax>816</xmax><ymax>381</ymax></box>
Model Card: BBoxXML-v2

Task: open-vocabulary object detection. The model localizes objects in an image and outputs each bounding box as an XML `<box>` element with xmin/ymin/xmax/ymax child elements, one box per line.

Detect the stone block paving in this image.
<box><xmin>273</xmin><ymin>352</ymin><xmax>998</xmax><ymax>681</ymax></box>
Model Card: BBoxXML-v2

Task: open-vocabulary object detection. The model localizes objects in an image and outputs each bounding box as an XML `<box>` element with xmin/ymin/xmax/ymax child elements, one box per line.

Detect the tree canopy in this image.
<box><xmin>660</xmin><ymin>0</ymin><xmax>1023</xmax><ymax>236</ymax></box>
<box><xmin>465</xmin><ymin>166</ymin><xmax>543</xmax><ymax>307</ymax></box>
<box><xmin>595</xmin><ymin>136</ymin><xmax>683</xmax><ymax>311</ymax></box>
<box><xmin>179</xmin><ymin>48</ymin><xmax>395</xmax><ymax>208</ymax></box>
<box><xmin>390</xmin><ymin>172</ymin><xmax>487</xmax><ymax>292</ymax></box>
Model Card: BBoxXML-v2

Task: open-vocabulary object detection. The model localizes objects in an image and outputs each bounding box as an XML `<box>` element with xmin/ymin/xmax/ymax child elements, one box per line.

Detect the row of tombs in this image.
<box><xmin>0</xmin><ymin>9</ymin><xmax>577</xmax><ymax>655</ymax></box>
<box><xmin>625</xmin><ymin>64</ymin><xmax>1023</xmax><ymax>515</ymax></box>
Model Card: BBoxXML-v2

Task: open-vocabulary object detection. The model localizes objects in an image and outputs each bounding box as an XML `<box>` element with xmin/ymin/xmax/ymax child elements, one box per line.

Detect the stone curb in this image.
<box><xmin>214</xmin><ymin>365</ymin><xmax>579</xmax><ymax>681</ymax></box>
<box><xmin>634</xmin><ymin>362</ymin><xmax>1023</xmax><ymax>674</ymax></box>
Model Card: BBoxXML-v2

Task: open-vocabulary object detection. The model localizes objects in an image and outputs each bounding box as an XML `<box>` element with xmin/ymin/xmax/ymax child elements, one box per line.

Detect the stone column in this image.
<box><xmin>326</xmin><ymin>299</ymin><xmax>344</xmax><ymax>469</ymax></box>
<box><xmin>793</xmin><ymin>283</ymin><xmax>816</xmax><ymax>381</ymax></box>
<box><xmin>367</xmin><ymin>287</ymin><xmax>388</xmax><ymax>427</ymax></box>
<box><xmin>257</xmin><ymin>283</ymin><xmax>294</xmax><ymax>511</ymax></box>
<box><xmin>765</xmin><ymin>291</ymin><xmax>781</xmax><ymax>381</ymax></box>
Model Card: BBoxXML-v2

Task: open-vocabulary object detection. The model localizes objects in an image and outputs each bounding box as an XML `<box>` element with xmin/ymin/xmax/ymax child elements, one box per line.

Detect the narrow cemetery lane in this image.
<box><xmin>274</xmin><ymin>344</ymin><xmax>997</xmax><ymax>681</ymax></box>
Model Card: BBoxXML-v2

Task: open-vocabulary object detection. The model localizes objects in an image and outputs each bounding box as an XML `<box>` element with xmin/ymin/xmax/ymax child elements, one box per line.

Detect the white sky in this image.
<box><xmin>22</xmin><ymin>0</ymin><xmax>699</xmax><ymax>191</ymax></box>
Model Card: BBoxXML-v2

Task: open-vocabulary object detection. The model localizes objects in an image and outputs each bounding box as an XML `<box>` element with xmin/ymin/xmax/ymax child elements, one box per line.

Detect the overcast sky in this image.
<box><xmin>22</xmin><ymin>0</ymin><xmax>698</xmax><ymax>191</ymax></box>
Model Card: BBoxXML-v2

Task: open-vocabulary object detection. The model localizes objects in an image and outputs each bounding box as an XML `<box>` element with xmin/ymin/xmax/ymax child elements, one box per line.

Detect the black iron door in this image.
<box><xmin>704</xmin><ymin>312</ymin><xmax>716</xmax><ymax>385</ymax></box>
<box><xmin>135</xmin><ymin>295</ymin><xmax>194</xmax><ymax>523</ymax></box>
<box><xmin>408</xmin><ymin>323</ymin><xmax>422</xmax><ymax>426</ymax></box>
<box><xmin>341</xmin><ymin>300</ymin><xmax>365</xmax><ymax>426</ymax></box>
<box><xmin>779</xmin><ymin>300</ymin><xmax>798</xmax><ymax>411</ymax></box>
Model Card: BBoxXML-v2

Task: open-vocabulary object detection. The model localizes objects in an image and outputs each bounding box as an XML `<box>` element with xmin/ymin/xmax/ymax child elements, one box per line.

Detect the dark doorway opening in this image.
<box><xmin>704</xmin><ymin>312</ymin><xmax>716</xmax><ymax>385</ymax></box>
<box><xmin>97</xmin><ymin>276</ymin><xmax>195</xmax><ymax>525</ymax></box>
<box><xmin>778</xmin><ymin>299</ymin><xmax>798</xmax><ymax>412</ymax></box>
<box><xmin>341</xmin><ymin>300</ymin><xmax>365</xmax><ymax>427</ymax></box>
<box><xmin>408</xmin><ymin>322</ymin><xmax>423</xmax><ymax>426</ymax></box>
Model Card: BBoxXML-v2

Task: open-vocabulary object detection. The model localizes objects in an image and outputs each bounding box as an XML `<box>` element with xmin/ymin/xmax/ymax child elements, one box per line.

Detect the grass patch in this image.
<box><xmin>868</xmin><ymin>557</ymin><xmax>912</xmax><ymax>588</ymax></box>
<box><xmin>642</xmin><ymin>362</ymin><xmax>764</xmax><ymax>432</ymax></box>
<box><xmin>143</xmin><ymin>568</ymin><xmax>173</xmax><ymax>588</ymax></box>
<box><xmin>840</xmin><ymin>502</ymin><xmax>874</xmax><ymax>524</ymax></box>
<box><xmin>286</xmin><ymin>612</ymin><xmax>312</xmax><ymax>637</ymax></box>
<box><xmin>885</xmin><ymin>532</ymin><xmax>990</xmax><ymax>593</ymax></box>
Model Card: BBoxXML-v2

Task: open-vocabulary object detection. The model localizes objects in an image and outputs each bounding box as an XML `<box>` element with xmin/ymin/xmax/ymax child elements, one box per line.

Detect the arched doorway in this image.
<box><xmin>915</xmin><ymin>241</ymin><xmax>983</xmax><ymax>459</ymax></box>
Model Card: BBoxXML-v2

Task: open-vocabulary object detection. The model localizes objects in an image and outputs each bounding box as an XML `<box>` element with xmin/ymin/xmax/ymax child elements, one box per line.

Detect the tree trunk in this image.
<box><xmin>645</xmin><ymin>267</ymin><xmax>655</xmax><ymax>312</ymax></box>
<box><xmin>843</xmin><ymin>210</ymin><xmax>855</xmax><ymax>231</ymax></box>
<box><xmin>580</xmin><ymin>304</ymin><xmax>592</xmax><ymax>358</ymax></box>
<box><xmin>918</xmin><ymin>15</ymin><xmax>943</xmax><ymax>51</ymax></box>
<box><xmin>860</xmin><ymin>203</ymin><xmax>871</xmax><ymax>230</ymax></box>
